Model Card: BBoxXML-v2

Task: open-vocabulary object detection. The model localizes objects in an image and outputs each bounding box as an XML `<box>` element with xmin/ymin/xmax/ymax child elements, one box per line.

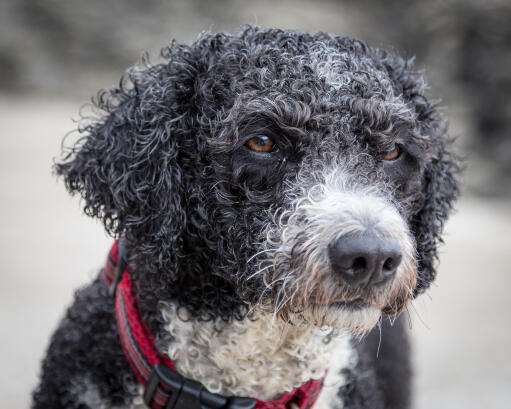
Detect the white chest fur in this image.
<box><xmin>159</xmin><ymin>304</ymin><xmax>356</xmax><ymax>406</ymax></box>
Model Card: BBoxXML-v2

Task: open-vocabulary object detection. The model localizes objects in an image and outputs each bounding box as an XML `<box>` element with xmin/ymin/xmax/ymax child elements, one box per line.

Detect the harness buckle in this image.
<box><xmin>144</xmin><ymin>364</ymin><xmax>256</xmax><ymax>409</ymax></box>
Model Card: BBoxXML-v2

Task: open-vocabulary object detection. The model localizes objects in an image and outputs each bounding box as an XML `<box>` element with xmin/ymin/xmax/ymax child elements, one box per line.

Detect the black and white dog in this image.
<box><xmin>33</xmin><ymin>27</ymin><xmax>459</xmax><ymax>409</ymax></box>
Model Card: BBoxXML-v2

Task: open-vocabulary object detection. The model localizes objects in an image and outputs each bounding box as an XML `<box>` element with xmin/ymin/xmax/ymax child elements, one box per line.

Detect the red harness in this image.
<box><xmin>103</xmin><ymin>239</ymin><xmax>325</xmax><ymax>409</ymax></box>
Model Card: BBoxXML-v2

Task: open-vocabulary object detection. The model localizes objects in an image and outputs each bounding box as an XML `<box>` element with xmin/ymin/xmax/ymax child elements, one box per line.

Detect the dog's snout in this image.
<box><xmin>328</xmin><ymin>234</ymin><xmax>402</xmax><ymax>287</ymax></box>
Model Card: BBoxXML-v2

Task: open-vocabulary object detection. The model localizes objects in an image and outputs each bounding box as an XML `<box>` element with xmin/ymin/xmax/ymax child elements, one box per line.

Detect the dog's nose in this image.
<box><xmin>328</xmin><ymin>234</ymin><xmax>402</xmax><ymax>287</ymax></box>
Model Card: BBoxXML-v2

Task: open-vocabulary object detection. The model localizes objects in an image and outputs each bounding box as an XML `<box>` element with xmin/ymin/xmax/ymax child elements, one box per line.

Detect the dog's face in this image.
<box><xmin>57</xmin><ymin>27</ymin><xmax>459</xmax><ymax>335</ymax></box>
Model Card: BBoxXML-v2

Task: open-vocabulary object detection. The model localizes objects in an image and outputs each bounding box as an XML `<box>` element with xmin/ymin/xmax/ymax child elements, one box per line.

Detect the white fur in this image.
<box><xmin>128</xmin><ymin>394</ymin><xmax>147</xmax><ymax>409</ymax></box>
<box><xmin>314</xmin><ymin>340</ymin><xmax>358</xmax><ymax>409</ymax></box>
<box><xmin>71</xmin><ymin>376</ymin><xmax>135</xmax><ymax>409</ymax></box>
<box><xmin>160</xmin><ymin>304</ymin><xmax>356</xmax><ymax>402</ymax></box>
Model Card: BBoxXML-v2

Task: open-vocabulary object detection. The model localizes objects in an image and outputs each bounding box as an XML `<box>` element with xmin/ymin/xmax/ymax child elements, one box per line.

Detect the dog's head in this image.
<box><xmin>57</xmin><ymin>27</ymin><xmax>459</xmax><ymax>335</ymax></box>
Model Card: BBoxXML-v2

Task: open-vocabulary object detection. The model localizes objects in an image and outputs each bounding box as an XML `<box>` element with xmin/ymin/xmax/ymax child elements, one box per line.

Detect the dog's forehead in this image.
<box><xmin>205</xmin><ymin>35</ymin><xmax>417</xmax><ymax>138</ymax></box>
<box><xmin>222</xmin><ymin>35</ymin><xmax>397</xmax><ymax>95</ymax></box>
<box><xmin>307</xmin><ymin>44</ymin><xmax>391</xmax><ymax>94</ymax></box>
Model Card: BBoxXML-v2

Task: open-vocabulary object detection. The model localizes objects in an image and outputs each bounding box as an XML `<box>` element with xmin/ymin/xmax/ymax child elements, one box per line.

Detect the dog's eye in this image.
<box><xmin>246</xmin><ymin>135</ymin><xmax>275</xmax><ymax>153</ymax></box>
<box><xmin>380</xmin><ymin>145</ymin><xmax>402</xmax><ymax>161</ymax></box>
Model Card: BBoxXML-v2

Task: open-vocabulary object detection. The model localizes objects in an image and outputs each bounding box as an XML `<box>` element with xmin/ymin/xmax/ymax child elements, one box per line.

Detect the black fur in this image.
<box><xmin>32</xmin><ymin>279</ymin><xmax>135</xmax><ymax>407</ymax></box>
<box><xmin>33</xmin><ymin>26</ymin><xmax>459</xmax><ymax>408</ymax></box>
<box><xmin>340</xmin><ymin>316</ymin><xmax>411</xmax><ymax>409</ymax></box>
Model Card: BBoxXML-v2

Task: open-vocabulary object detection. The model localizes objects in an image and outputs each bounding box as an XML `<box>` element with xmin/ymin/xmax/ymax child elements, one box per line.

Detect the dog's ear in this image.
<box><xmin>379</xmin><ymin>50</ymin><xmax>461</xmax><ymax>294</ymax></box>
<box><xmin>397</xmin><ymin>66</ymin><xmax>460</xmax><ymax>294</ymax></box>
<box><xmin>411</xmin><ymin>131</ymin><xmax>460</xmax><ymax>294</ymax></box>
<box><xmin>56</xmin><ymin>48</ymin><xmax>199</xmax><ymax>252</ymax></box>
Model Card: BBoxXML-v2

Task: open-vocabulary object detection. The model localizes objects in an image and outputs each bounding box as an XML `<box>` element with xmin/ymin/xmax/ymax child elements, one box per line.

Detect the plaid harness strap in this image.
<box><xmin>103</xmin><ymin>239</ymin><xmax>325</xmax><ymax>409</ymax></box>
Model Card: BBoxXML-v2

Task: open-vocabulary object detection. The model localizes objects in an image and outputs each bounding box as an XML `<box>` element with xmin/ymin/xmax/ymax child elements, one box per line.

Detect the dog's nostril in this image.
<box><xmin>383</xmin><ymin>257</ymin><xmax>396</xmax><ymax>274</ymax></box>
<box><xmin>328</xmin><ymin>234</ymin><xmax>402</xmax><ymax>288</ymax></box>
<box><xmin>352</xmin><ymin>257</ymin><xmax>367</xmax><ymax>275</ymax></box>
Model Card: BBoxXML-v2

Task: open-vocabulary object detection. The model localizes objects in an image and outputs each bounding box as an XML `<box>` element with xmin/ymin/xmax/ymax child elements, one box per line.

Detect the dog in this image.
<box><xmin>32</xmin><ymin>26</ymin><xmax>459</xmax><ymax>409</ymax></box>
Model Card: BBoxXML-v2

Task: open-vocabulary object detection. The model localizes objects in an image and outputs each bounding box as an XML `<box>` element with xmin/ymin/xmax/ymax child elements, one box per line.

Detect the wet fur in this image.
<box><xmin>33</xmin><ymin>26</ymin><xmax>459</xmax><ymax>409</ymax></box>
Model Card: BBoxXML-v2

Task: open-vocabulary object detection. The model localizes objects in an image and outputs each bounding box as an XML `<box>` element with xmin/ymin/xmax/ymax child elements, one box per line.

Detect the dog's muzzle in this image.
<box><xmin>258</xmin><ymin>166</ymin><xmax>417</xmax><ymax>333</ymax></box>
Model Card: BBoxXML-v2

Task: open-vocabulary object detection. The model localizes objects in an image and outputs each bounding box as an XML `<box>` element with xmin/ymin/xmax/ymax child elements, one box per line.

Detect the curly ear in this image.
<box><xmin>56</xmin><ymin>47</ymin><xmax>199</xmax><ymax>254</ymax></box>
<box><xmin>411</xmin><ymin>134</ymin><xmax>460</xmax><ymax>294</ymax></box>
<box><xmin>405</xmin><ymin>73</ymin><xmax>461</xmax><ymax>294</ymax></box>
<box><xmin>377</xmin><ymin>50</ymin><xmax>461</xmax><ymax>294</ymax></box>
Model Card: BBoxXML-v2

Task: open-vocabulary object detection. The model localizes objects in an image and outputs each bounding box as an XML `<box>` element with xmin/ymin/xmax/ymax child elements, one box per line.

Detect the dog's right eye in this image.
<box><xmin>380</xmin><ymin>145</ymin><xmax>402</xmax><ymax>161</ymax></box>
<box><xmin>246</xmin><ymin>135</ymin><xmax>276</xmax><ymax>153</ymax></box>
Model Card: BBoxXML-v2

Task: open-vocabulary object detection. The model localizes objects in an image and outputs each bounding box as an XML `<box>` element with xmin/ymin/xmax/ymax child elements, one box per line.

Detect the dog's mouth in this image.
<box><xmin>310</xmin><ymin>296</ymin><xmax>369</xmax><ymax>309</ymax></box>
<box><xmin>277</xmin><ymin>296</ymin><xmax>383</xmax><ymax>335</ymax></box>
<box><xmin>311</xmin><ymin>296</ymin><xmax>384</xmax><ymax>314</ymax></box>
<box><xmin>327</xmin><ymin>299</ymin><xmax>368</xmax><ymax>310</ymax></box>
<box><xmin>268</xmin><ymin>275</ymin><xmax>412</xmax><ymax>332</ymax></box>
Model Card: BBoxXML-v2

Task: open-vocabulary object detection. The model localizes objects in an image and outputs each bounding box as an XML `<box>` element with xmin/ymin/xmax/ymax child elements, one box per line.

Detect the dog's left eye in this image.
<box><xmin>380</xmin><ymin>145</ymin><xmax>402</xmax><ymax>161</ymax></box>
<box><xmin>246</xmin><ymin>135</ymin><xmax>275</xmax><ymax>153</ymax></box>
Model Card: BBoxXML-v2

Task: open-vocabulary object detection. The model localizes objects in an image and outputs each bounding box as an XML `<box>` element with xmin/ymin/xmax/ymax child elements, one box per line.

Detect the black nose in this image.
<box><xmin>328</xmin><ymin>234</ymin><xmax>402</xmax><ymax>288</ymax></box>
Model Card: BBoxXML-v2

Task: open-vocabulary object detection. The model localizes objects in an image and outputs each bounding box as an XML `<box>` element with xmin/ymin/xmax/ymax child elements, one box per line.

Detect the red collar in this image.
<box><xmin>103</xmin><ymin>239</ymin><xmax>325</xmax><ymax>409</ymax></box>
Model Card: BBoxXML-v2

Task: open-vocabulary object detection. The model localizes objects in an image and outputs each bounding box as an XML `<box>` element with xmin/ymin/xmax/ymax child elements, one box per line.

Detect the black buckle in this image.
<box><xmin>144</xmin><ymin>364</ymin><xmax>256</xmax><ymax>409</ymax></box>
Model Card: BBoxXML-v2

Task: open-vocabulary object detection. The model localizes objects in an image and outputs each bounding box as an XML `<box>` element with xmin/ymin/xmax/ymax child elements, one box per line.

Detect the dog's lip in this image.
<box><xmin>314</xmin><ymin>298</ymin><xmax>368</xmax><ymax>310</ymax></box>
<box><xmin>329</xmin><ymin>299</ymin><xmax>368</xmax><ymax>310</ymax></box>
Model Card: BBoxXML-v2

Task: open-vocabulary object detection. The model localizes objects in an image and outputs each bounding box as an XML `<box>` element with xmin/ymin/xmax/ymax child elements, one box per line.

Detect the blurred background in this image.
<box><xmin>1</xmin><ymin>0</ymin><xmax>510</xmax><ymax>408</ymax></box>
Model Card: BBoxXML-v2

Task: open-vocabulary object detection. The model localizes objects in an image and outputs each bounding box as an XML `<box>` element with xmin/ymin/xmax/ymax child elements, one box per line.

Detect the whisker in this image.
<box><xmin>246</xmin><ymin>265</ymin><xmax>272</xmax><ymax>281</ymax></box>
<box><xmin>376</xmin><ymin>317</ymin><xmax>383</xmax><ymax>358</ymax></box>
<box><xmin>407</xmin><ymin>301</ymin><xmax>430</xmax><ymax>330</ymax></box>
<box><xmin>246</xmin><ymin>248</ymin><xmax>273</xmax><ymax>263</ymax></box>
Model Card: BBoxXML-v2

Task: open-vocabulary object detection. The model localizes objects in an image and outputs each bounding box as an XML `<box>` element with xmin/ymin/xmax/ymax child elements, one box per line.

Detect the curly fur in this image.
<box><xmin>160</xmin><ymin>304</ymin><xmax>352</xmax><ymax>401</ymax></box>
<box><xmin>33</xmin><ymin>26</ymin><xmax>460</xmax><ymax>409</ymax></box>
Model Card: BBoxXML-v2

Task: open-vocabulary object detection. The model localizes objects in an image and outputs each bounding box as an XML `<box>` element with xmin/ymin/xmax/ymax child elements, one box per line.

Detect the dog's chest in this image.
<box><xmin>156</xmin><ymin>304</ymin><xmax>355</xmax><ymax>406</ymax></box>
